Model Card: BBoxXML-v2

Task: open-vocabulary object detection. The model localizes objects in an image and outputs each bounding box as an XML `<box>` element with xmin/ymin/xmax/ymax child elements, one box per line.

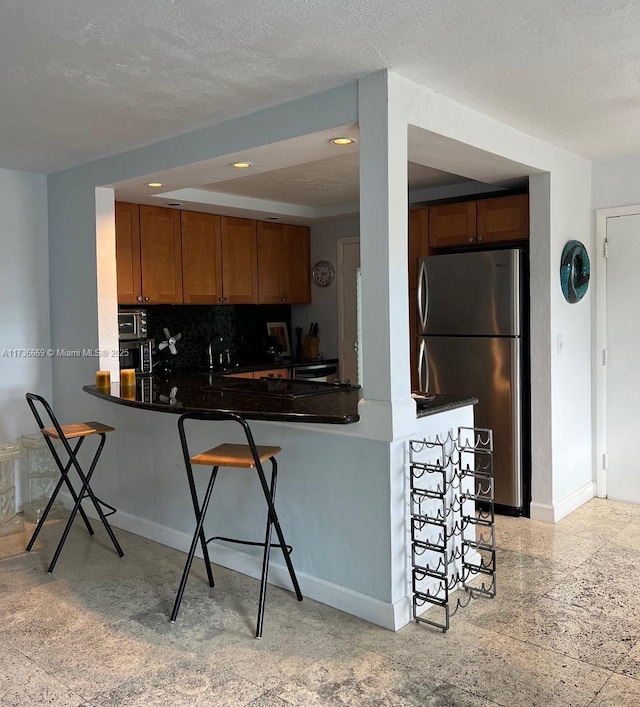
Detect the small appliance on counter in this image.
<box><xmin>118</xmin><ymin>307</ymin><xmax>153</xmax><ymax>374</ymax></box>
<box><xmin>204</xmin><ymin>336</ymin><xmax>233</xmax><ymax>370</ymax></box>
<box><xmin>118</xmin><ymin>309</ymin><xmax>148</xmax><ymax>341</ymax></box>
<box><xmin>119</xmin><ymin>339</ymin><xmax>153</xmax><ymax>374</ymax></box>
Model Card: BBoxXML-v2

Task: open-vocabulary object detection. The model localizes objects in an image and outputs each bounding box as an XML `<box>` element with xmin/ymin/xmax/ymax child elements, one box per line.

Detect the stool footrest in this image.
<box><xmin>78</xmin><ymin>493</ymin><xmax>118</xmax><ymax>518</ymax></box>
<box><xmin>208</xmin><ymin>535</ymin><xmax>293</xmax><ymax>554</ymax></box>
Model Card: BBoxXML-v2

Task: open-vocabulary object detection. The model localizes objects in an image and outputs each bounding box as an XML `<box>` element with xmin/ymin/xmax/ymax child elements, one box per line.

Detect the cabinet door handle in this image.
<box><xmin>468</xmin><ymin>237</ymin><xmax>474</xmax><ymax>243</ymax></box>
<box><xmin>137</xmin><ymin>295</ymin><xmax>143</xmax><ymax>302</ymax></box>
<box><xmin>144</xmin><ymin>296</ymin><xmax>149</xmax><ymax>301</ymax></box>
<box><xmin>477</xmin><ymin>236</ymin><xmax>483</xmax><ymax>242</ymax></box>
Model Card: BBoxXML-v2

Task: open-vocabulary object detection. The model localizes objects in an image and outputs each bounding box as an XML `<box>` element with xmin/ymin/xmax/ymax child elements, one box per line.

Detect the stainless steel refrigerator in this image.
<box><xmin>417</xmin><ymin>249</ymin><xmax>523</xmax><ymax>510</ymax></box>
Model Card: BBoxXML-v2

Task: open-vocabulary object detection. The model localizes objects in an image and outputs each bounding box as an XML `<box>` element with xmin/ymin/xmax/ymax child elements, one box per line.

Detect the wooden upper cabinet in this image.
<box><xmin>408</xmin><ymin>208</ymin><xmax>429</xmax><ymax>290</ymax></box>
<box><xmin>257</xmin><ymin>222</ymin><xmax>311</xmax><ymax>304</ymax></box>
<box><xmin>257</xmin><ymin>222</ymin><xmax>283</xmax><ymax>304</ymax></box>
<box><xmin>181</xmin><ymin>211</ymin><xmax>223</xmax><ymax>304</ymax></box>
<box><xmin>428</xmin><ymin>202</ymin><xmax>477</xmax><ymax>249</ymax></box>
<box><xmin>428</xmin><ymin>195</ymin><xmax>529</xmax><ymax>250</ymax></box>
<box><xmin>477</xmin><ymin>194</ymin><xmax>529</xmax><ymax>243</ymax></box>
<box><xmin>139</xmin><ymin>206</ymin><xmax>183</xmax><ymax>304</ymax></box>
<box><xmin>115</xmin><ymin>203</ymin><xmax>142</xmax><ymax>304</ymax></box>
<box><xmin>220</xmin><ymin>216</ymin><xmax>258</xmax><ymax>304</ymax></box>
<box><xmin>281</xmin><ymin>224</ymin><xmax>310</xmax><ymax>303</ymax></box>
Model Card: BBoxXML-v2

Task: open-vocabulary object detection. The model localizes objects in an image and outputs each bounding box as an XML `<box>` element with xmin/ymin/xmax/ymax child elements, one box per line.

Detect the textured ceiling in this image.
<box><xmin>2</xmin><ymin>0</ymin><xmax>640</xmax><ymax>173</ymax></box>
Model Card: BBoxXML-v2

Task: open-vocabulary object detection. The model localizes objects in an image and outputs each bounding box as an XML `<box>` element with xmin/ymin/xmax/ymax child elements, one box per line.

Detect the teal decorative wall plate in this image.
<box><xmin>560</xmin><ymin>240</ymin><xmax>590</xmax><ymax>303</ymax></box>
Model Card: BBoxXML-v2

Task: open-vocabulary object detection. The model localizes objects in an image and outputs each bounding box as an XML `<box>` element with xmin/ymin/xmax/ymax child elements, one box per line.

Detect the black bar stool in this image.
<box><xmin>171</xmin><ymin>411</ymin><xmax>303</xmax><ymax>638</ymax></box>
<box><xmin>24</xmin><ymin>393</ymin><xmax>124</xmax><ymax>573</ymax></box>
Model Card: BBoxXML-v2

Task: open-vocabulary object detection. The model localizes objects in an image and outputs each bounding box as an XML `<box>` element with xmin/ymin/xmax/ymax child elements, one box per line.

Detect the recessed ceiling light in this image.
<box><xmin>146</xmin><ymin>182</ymin><xmax>164</xmax><ymax>188</ymax></box>
<box><xmin>266</xmin><ymin>216</ymin><xmax>279</xmax><ymax>221</ymax></box>
<box><xmin>329</xmin><ymin>137</ymin><xmax>354</xmax><ymax>146</ymax></box>
<box><xmin>167</xmin><ymin>202</ymin><xmax>182</xmax><ymax>207</ymax></box>
<box><xmin>230</xmin><ymin>161</ymin><xmax>252</xmax><ymax>169</ymax></box>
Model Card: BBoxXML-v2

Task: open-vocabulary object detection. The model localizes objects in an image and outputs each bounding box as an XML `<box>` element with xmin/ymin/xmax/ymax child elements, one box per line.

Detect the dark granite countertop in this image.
<box><xmin>84</xmin><ymin>371</ymin><xmax>477</xmax><ymax>425</ymax></box>
<box><xmin>415</xmin><ymin>393</ymin><xmax>478</xmax><ymax>417</ymax></box>
<box><xmin>84</xmin><ymin>370</ymin><xmax>360</xmax><ymax>424</ymax></box>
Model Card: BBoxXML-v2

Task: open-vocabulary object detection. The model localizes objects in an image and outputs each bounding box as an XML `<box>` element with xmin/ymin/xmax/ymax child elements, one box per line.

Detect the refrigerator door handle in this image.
<box><xmin>417</xmin><ymin>259</ymin><xmax>428</xmax><ymax>333</ymax></box>
<box><xmin>418</xmin><ymin>339</ymin><xmax>429</xmax><ymax>392</ymax></box>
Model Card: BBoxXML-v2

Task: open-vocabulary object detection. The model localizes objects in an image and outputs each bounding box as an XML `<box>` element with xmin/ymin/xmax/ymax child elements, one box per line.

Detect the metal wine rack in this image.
<box><xmin>409</xmin><ymin>427</ymin><xmax>496</xmax><ymax>632</ymax></box>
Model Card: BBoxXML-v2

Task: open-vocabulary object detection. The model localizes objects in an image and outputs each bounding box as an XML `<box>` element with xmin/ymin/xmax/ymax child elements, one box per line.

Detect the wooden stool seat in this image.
<box><xmin>191</xmin><ymin>443</ymin><xmax>281</xmax><ymax>468</ymax></box>
<box><xmin>41</xmin><ymin>421</ymin><xmax>115</xmax><ymax>440</ymax></box>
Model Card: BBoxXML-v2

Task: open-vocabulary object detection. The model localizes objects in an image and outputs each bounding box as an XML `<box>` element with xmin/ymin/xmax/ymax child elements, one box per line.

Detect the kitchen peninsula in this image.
<box><xmin>84</xmin><ymin>373</ymin><xmax>475</xmax><ymax>423</ymax></box>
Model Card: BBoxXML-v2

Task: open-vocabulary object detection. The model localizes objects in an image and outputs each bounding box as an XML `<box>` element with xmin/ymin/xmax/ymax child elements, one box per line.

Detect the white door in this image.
<box><xmin>606</xmin><ymin>213</ymin><xmax>640</xmax><ymax>502</ymax></box>
<box><xmin>337</xmin><ymin>237</ymin><xmax>360</xmax><ymax>384</ymax></box>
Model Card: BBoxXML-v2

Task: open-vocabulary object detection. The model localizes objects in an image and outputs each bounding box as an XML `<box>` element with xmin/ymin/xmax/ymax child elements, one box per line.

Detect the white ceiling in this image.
<box><xmin>2</xmin><ymin>0</ymin><xmax>640</xmax><ymax>175</ymax></box>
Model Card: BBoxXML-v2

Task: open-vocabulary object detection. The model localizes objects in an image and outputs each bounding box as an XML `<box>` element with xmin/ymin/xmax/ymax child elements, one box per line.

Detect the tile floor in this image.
<box><xmin>1</xmin><ymin>498</ymin><xmax>640</xmax><ymax>706</ymax></box>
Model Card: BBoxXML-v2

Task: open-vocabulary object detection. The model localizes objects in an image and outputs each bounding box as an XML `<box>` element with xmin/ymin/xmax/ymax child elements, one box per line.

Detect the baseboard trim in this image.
<box><xmin>530</xmin><ymin>481</ymin><xmax>595</xmax><ymax>523</ymax></box>
<box><xmin>58</xmin><ymin>493</ymin><xmax>398</xmax><ymax>630</ymax></box>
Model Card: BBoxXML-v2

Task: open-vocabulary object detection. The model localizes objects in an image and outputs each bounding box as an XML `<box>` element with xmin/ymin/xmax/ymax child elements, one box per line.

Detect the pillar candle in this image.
<box><xmin>120</xmin><ymin>369</ymin><xmax>136</xmax><ymax>387</ymax></box>
<box><xmin>96</xmin><ymin>371</ymin><xmax>111</xmax><ymax>388</ymax></box>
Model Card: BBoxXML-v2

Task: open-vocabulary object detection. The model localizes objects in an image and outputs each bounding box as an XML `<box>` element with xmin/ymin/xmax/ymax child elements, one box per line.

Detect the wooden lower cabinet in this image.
<box><xmin>259</xmin><ymin>368</ymin><xmax>290</xmax><ymax>379</ymax></box>
<box><xmin>226</xmin><ymin>368</ymin><xmax>290</xmax><ymax>380</ymax></box>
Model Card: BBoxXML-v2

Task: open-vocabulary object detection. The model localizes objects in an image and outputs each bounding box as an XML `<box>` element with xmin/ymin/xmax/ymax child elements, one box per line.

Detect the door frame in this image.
<box><xmin>594</xmin><ymin>204</ymin><xmax>640</xmax><ymax>498</ymax></box>
<box><xmin>336</xmin><ymin>236</ymin><xmax>360</xmax><ymax>382</ymax></box>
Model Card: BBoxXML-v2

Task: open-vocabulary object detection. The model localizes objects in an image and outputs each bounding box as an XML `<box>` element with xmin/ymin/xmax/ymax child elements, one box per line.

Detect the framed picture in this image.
<box><xmin>266</xmin><ymin>322</ymin><xmax>291</xmax><ymax>356</ymax></box>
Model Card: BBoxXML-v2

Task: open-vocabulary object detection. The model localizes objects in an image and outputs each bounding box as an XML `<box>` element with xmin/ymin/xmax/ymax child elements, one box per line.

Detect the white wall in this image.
<box><xmin>592</xmin><ymin>154</ymin><xmax>640</xmax><ymax>210</ymax></box>
<box><xmin>0</xmin><ymin>167</ymin><xmax>51</xmax><ymax>505</ymax></box>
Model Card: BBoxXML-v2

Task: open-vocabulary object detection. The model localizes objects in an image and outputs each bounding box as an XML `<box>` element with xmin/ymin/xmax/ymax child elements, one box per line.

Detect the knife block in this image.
<box><xmin>302</xmin><ymin>335</ymin><xmax>319</xmax><ymax>360</ymax></box>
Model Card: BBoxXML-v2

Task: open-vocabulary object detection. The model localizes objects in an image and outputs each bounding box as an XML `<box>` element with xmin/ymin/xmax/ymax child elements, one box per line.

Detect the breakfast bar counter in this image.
<box><xmin>84</xmin><ymin>372</ymin><xmax>477</xmax><ymax>424</ymax></box>
<box><xmin>84</xmin><ymin>372</ymin><xmax>362</xmax><ymax>424</ymax></box>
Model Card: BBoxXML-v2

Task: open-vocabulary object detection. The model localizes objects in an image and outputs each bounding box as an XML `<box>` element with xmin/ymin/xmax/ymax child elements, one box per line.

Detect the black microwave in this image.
<box><xmin>118</xmin><ymin>309</ymin><xmax>148</xmax><ymax>341</ymax></box>
<box><xmin>120</xmin><ymin>340</ymin><xmax>153</xmax><ymax>374</ymax></box>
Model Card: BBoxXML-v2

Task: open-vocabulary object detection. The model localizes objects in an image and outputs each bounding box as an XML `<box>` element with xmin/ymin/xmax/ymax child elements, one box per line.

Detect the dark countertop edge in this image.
<box><xmin>416</xmin><ymin>394</ymin><xmax>478</xmax><ymax>418</ymax></box>
<box><xmin>83</xmin><ymin>385</ymin><xmax>360</xmax><ymax>425</ymax></box>
<box><xmin>199</xmin><ymin>359</ymin><xmax>339</xmax><ymax>376</ymax></box>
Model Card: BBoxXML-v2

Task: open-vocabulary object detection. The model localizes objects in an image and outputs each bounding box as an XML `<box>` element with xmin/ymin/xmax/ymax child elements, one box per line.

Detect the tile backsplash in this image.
<box><xmin>145</xmin><ymin>304</ymin><xmax>291</xmax><ymax>369</ymax></box>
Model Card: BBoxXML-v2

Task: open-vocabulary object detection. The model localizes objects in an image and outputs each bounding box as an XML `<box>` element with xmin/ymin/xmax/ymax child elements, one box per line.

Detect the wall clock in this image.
<box><xmin>560</xmin><ymin>240</ymin><xmax>590</xmax><ymax>304</ymax></box>
<box><xmin>312</xmin><ymin>260</ymin><xmax>335</xmax><ymax>287</ymax></box>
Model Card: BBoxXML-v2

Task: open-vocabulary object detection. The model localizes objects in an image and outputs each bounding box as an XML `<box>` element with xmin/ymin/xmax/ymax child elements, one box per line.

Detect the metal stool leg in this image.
<box><xmin>254</xmin><ymin>457</ymin><xmax>303</xmax><ymax>604</ymax></box>
<box><xmin>69</xmin><ymin>439</ymin><xmax>125</xmax><ymax>560</ymax></box>
<box><xmin>47</xmin><ymin>433</ymin><xmax>124</xmax><ymax>573</ymax></box>
<box><xmin>255</xmin><ymin>457</ymin><xmax>278</xmax><ymax>638</ymax></box>
<box><xmin>26</xmin><ymin>438</ymin><xmax>95</xmax><ymax>552</ymax></box>
<box><xmin>170</xmin><ymin>465</ymin><xmax>219</xmax><ymax>623</ymax></box>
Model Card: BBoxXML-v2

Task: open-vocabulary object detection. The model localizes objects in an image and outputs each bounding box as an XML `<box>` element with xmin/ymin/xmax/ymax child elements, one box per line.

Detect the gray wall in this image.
<box><xmin>0</xmin><ymin>168</ymin><xmax>51</xmax><ymax>505</ymax></box>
